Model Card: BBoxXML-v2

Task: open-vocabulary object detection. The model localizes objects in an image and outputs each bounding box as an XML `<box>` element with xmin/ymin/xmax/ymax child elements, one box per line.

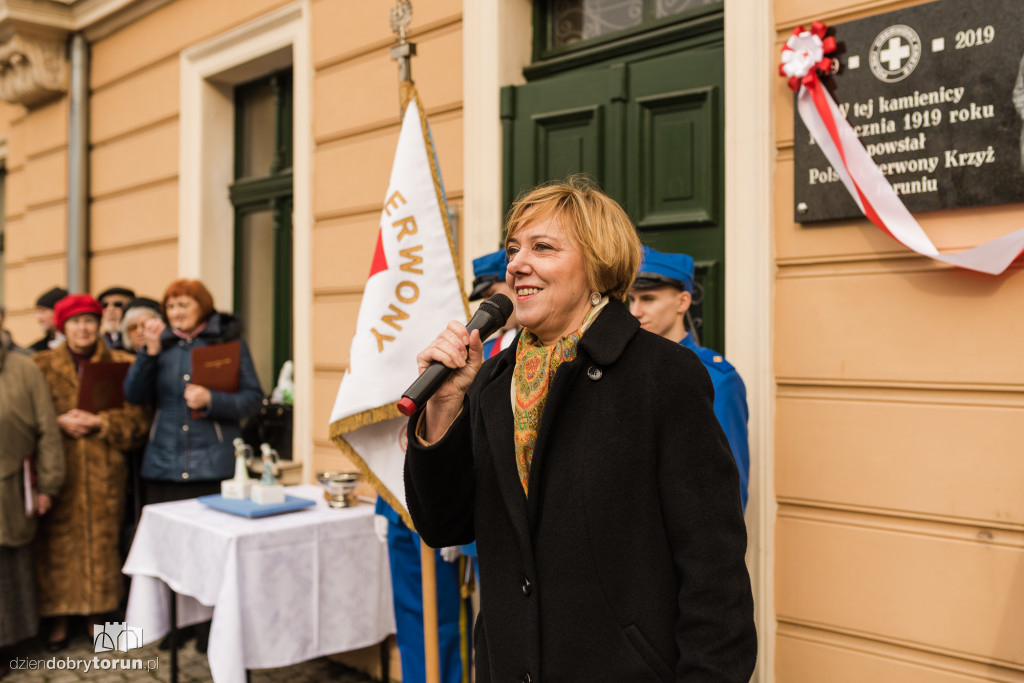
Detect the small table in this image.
<box><xmin>123</xmin><ymin>485</ymin><xmax>395</xmax><ymax>683</ymax></box>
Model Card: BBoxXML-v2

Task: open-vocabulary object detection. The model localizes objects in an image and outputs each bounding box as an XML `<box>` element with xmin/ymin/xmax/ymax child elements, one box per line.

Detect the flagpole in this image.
<box><xmin>420</xmin><ymin>541</ymin><xmax>441</xmax><ymax>683</ymax></box>
<box><xmin>390</xmin><ymin>4</ymin><xmax>441</xmax><ymax>682</ymax></box>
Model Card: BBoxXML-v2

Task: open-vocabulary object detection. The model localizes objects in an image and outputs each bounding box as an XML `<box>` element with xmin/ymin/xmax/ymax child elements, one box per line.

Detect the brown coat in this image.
<box><xmin>32</xmin><ymin>341</ymin><xmax>150</xmax><ymax>617</ymax></box>
<box><xmin>0</xmin><ymin>346</ymin><xmax>64</xmax><ymax>547</ymax></box>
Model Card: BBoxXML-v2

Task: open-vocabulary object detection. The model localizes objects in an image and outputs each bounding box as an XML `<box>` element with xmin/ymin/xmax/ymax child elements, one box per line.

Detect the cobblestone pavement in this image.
<box><xmin>4</xmin><ymin>627</ymin><xmax>382</xmax><ymax>683</ymax></box>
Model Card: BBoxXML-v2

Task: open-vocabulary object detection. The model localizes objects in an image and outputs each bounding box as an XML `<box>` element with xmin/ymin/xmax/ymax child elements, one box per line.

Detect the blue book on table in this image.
<box><xmin>198</xmin><ymin>493</ymin><xmax>316</xmax><ymax>518</ymax></box>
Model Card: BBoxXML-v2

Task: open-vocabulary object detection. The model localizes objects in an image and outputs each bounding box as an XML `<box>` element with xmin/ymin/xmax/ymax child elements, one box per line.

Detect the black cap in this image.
<box><xmin>123</xmin><ymin>296</ymin><xmax>161</xmax><ymax>316</ymax></box>
<box><xmin>35</xmin><ymin>287</ymin><xmax>68</xmax><ymax>309</ymax></box>
<box><xmin>97</xmin><ymin>286</ymin><xmax>136</xmax><ymax>301</ymax></box>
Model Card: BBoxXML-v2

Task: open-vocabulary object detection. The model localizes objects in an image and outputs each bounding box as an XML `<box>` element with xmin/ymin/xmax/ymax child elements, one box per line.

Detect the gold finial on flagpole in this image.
<box><xmin>390</xmin><ymin>0</ymin><xmax>416</xmax><ymax>111</ymax></box>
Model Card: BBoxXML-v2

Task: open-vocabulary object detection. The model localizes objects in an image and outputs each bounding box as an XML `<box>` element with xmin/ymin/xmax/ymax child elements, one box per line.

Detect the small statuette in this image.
<box><xmin>221</xmin><ymin>438</ymin><xmax>255</xmax><ymax>499</ymax></box>
<box><xmin>250</xmin><ymin>443</ymin><xmax>285</xmax><ymax>505</ymax></box>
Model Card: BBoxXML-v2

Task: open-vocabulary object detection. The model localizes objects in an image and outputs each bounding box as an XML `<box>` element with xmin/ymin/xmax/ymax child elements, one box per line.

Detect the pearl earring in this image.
<box><xmin>590</xmin><ymin>292</ymin><xmax>601</xmax><ymax>306</ymax></box>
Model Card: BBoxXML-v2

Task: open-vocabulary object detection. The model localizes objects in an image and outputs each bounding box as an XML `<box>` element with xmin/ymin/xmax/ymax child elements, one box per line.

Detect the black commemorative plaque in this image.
<box><xmin>793</xmin><ymin>0</ymin><xmax>1024</xmax><ymax>222</ymax></box>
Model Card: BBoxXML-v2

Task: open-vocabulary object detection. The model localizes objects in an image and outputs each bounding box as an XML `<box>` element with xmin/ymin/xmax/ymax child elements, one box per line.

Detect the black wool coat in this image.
<box><xmin>405</xmin><ymin>299</ymin><xmax>756</xmax><ymax>683</ymax></box>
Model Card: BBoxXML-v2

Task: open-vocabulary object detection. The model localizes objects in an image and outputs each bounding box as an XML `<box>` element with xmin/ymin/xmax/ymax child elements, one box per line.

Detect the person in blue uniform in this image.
<box><xmin>628</xmin><ymin>246</ymin><xmax>750</xmax><ymax>510</ymax></box>
<box><xmin>468</xmin><ymin>250</ymin><xmax>518</xmax><ymax>360</ymax></box>
<box><xmin>373</xmin><ymin>499</ymin><xmax>471</xmax><ymax>683</ymax></box>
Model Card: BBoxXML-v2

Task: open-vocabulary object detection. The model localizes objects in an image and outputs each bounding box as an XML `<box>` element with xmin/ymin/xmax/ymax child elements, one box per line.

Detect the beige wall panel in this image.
<box><xmin>3</xmin><ymin>217</ymin><xmax>25</xmax><ymax>264</ymax></box>
<box><xmin>774</xmin><ymin>158</ymin><xmax>1024</xmax><ymax>265</ymax></box>
<box><xmin>21</xmin><ymin>98</ymin><xmax>68</xmax><ymax>157</ymax></box>
<box><xmin>5</xmin><ymin>168</ymin><xmax>25</xmax><ymax>218</ymax></box>
<box><xmin>776</xmin><ymin>396</ymin><xmax>1024</xmax><ymax>526</ymax></box>
<box><xmin>774</xmin><ymin>268</ymin><xmax>1024</xmax><ymax>385</ymax></box>
<box><xmin>3</xmin><ymin>312</ymin><xmax>39</xmax><ymax>351</ymax></box>
<box><xmin>5</xmin><ymin>259</ymin><xmax>66</xmax><ymax>309</ymax></box>
<box><xmin>313</xmin><ymin>371</ymin><xmax>342</xmax><ymax>433</ymax></box>
<box><xmin>423</xmin><ymin>110</ymin><xmax>462</xmax><ymax>196</ymax></box>
<box><xmin>24</xmin><ymin>151</ymin><xmax>67</xmax><ymax>208</ymax></box>
<box><xmin>774</xmin><ymin>0</ymin><xmax>935</xmax><ymax>30</ymax></box>
<box><xmin>312</xmin><ymin>445</ymin><xmax>358</xmax><ymax>476</ymax></box>
<box><xmin>0</xmin><ymin>100</ymin><xmax>23</xmax><ymax>141</ymax></box>
<box><xmin>313</xmin><ymin>215</ymin><xmax>379</xmax><ymax>290</ymax></box>
<box><xmin>91</xmin><ymin>181</ymin><xmax>179</xmax><ymax>252</ymax></box>
<box><xmin>91</xmin><ymin>0</ymin><xmax>292</xmax><ymax>89</ymax></box>
<box><xmin>413</xmin><ymin>22</ymin><xmax>463</xmax><ymax>107</ymax></box>
<box><xmin>22</xmin><ymin>204</ymin><xmax>67</xmax><ymax>260</ymax></box>
<box><xmin>314</xmin><ymin>126</ymin><xmax>399</xmax><ymax>217</ymax></box>
<box><xmin>91</xmin><ymin>120</ymin><xmax>178</xmax><ymax>199</ymax></box>
<box><xmin>314</xmin><ymin>25</ymin><xmax>462</xmax><ymax>141</ymax></box>
<box><xmin>776</xmin><ymin>632</ymin><xmax>1019</xmax><ymax>683</ymax></box>
<box><xmin>776</xmin><ymin>515</ymin><xmax>1024</xmax><ymax>667</ymax></box>
<box><xmin>91</xmin><ymin>57</ymin><xmax>179</xmax><ymax>145</ymax></box>
<box><xmin>774</xmin><ymin>72</ymin><xmax>795</xmax><ymax>147</ymax></box>
<box><xmin>311</xmin><ymin>0</ymin><xmax>460</xmax><ymax>66</ymax></box>
<box><xmin>314</xmin><ymin>54</ymin><xmax>401</xmax><ymax>141</ymax></box>
<box><xmin>6</xmin><ymin>121</ymin><xmax>26</xmax><ymax>170</ymax></box>
<box><xmin>314</xmin><ymin>112</ymin><xmax>463</xmax><ymax>216</ymax></box>
<box><xmin>312</xmin><ymin>296</ymin><xmax>362</xmax><ymax>368</ymax></box>
<box><xmin>90</xmin><ymin>242</ymin><xmax>178</xmax><ymax>300</ymax></box>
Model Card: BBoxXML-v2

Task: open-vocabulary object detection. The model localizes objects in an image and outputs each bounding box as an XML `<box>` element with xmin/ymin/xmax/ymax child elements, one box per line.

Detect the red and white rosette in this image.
<box><xmin>782</xmin><ymin>22</ymin><xmax>1024</xmax><ymax>275</ymax></box>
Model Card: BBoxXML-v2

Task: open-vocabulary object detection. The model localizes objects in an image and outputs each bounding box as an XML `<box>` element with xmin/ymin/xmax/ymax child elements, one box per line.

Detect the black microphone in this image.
<box><xmin>397</xmin><ymin>293</ymin><xmax>514</xmax><ymax>417</ymax></box>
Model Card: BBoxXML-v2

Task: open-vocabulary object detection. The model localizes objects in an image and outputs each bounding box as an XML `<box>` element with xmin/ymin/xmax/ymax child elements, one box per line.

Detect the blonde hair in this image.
<box><xmin>504</xmin><ymin>176</ymin><xmax>642</xmax><ymax>302</ymax></box>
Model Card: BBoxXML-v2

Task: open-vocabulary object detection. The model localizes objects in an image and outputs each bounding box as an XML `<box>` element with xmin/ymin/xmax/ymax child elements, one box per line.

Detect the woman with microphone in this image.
<box><xmin>404</xmin><ymin>177</ymin><xmax>756</xmax><ymax>682</ymax></box>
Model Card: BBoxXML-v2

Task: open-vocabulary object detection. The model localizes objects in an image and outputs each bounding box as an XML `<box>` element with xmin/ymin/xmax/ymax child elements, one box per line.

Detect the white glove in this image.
<box><xmin>373</xmin><ymin>515</ymin><xmax>389</xmax><ymax>544</ymax></box>
<box><xmin>440</xmin><ymin>546</ymin><xmax>462</xmax><ymax>563</ymax></box>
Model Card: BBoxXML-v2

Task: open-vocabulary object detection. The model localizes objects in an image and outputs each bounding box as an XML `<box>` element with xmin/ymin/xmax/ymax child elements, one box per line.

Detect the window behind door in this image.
<box><xmin>231</xmin><ymin>70</ymin><xmax>293</xmax><ymax>388</ymax></box>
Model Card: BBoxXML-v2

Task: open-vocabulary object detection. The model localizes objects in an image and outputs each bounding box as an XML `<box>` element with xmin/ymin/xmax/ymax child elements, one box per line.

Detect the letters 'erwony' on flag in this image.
<box><xmin>329</xmin><ymin>88</ymin><xmax>468</xmax><ymax>529</ymax></box>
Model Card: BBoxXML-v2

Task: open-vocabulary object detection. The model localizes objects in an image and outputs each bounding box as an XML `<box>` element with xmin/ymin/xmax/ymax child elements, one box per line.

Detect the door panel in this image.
<box><xmin>534</xmin><ymin>105</ymin><xmax>604</xmax><ymax>181</ymax></box>
<box><xmin>504</xmin><ymin>44</ymin><xmax>725</xmax><ymax>350</ymax></box>
<box><xmin>637</xmin><ymin>86</ymin><xmax>715</xmax><ymax>227</ymax></box>
<box><xmin>627</xmin><ymin>48</ymin><xmax>723</xmax><ymax>349</ymax></box>
<box><xmin>504</xmin><ymin>68</ymin><xmax>624</xmax><ymax>205</ymax></box>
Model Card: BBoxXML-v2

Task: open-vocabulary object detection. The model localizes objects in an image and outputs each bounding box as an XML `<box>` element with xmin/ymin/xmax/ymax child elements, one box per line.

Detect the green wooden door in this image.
<box><xmin>503</xmin><ymin>46</ymin><xmax>726</xmax><ymax>350</ymax></box>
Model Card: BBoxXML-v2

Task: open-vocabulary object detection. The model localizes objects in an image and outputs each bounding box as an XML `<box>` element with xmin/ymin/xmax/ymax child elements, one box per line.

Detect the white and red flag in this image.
<box><xmin>329</xmin><ymin>87</ymin><xmax>468</xmax><ymax>527</ymax></box>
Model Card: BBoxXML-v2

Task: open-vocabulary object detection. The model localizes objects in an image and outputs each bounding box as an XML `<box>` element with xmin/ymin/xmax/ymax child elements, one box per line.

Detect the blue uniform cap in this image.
<box><xmin>634</xmin><ymin>246</ymin><xmax>694</xmax><ymax>294</ymax></box>
<box><xmin>469</xmin><ymin>249</ymin><xmax>509</xmax><ymax>301</ymax></box>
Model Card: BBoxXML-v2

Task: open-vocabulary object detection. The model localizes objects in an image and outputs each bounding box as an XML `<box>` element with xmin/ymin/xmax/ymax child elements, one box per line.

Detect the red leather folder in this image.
<box><xmin>190</xmin><ymin>341</ymin><xmax>241</xmax><ymax>418</ymax></box>
<box><xmin>77</xmin><ymin>361</ymin><xmax>130</xmax><ymax>413</ymax></box>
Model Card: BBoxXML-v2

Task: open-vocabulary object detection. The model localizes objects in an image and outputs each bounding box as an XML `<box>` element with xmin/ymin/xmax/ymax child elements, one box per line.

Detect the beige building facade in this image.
<box><xmin>0</xmin><ymin>0</ymin><xmax>1020</xmax><ymax>681</ymax></box>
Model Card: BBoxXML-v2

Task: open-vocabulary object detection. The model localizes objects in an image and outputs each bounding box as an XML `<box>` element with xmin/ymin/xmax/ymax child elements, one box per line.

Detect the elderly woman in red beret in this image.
<box><xmin>32</xmin><ymin>294</ymin><xmax>149</xmax><ymax>650</ymax></box>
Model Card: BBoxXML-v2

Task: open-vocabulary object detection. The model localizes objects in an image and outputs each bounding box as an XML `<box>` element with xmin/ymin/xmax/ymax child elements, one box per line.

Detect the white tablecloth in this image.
<box><xmin>123</xmin><ymin>485</ymin><xmax>395</xmax><ymax>683</ymax></box>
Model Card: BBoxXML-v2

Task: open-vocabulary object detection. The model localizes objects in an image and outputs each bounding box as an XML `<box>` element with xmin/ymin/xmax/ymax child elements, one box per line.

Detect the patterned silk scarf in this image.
<box><xmin>512</xmin><ymin>328</ymin><xmax>582</xmax><ymax>496</ymax></box>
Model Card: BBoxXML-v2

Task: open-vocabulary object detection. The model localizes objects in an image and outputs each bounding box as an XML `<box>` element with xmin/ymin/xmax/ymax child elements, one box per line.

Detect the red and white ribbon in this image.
<box><xmin>782</xmin><ymin>23</ymin><xmax>1024</xmax><ymax>275</ymax></box>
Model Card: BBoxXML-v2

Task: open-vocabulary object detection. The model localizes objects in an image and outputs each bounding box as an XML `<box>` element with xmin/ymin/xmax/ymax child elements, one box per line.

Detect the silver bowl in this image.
<box><xmin>316</xmin><ymin>471</ymin><xmax>363</xmax><ymax>508</ymax></box>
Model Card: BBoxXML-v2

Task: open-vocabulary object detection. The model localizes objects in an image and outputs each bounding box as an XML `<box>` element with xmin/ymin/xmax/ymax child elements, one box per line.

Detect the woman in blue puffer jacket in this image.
<box><xmin>124</xmin><ymin>278</ymin><xmax>263</xmax><ymax>505</ymax></box>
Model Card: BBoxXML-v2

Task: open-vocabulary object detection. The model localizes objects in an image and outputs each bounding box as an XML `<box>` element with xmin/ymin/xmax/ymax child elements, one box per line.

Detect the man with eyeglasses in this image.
<box><xmin>96</xmin><ymin>286</ymin><xmax>135</xmax><ymax>351</ymax></box>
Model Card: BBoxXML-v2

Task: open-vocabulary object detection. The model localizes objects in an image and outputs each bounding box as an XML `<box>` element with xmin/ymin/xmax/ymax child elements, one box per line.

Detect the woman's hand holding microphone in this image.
<box><xmin>403</xmin><ymin>293</ymin><xmax>512</xmax><ymax>442</ymax></box>
<box><xmin>415</xmin><ymin>321</ymin><xmax>484</xmax><ymax>443</ymax></box>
